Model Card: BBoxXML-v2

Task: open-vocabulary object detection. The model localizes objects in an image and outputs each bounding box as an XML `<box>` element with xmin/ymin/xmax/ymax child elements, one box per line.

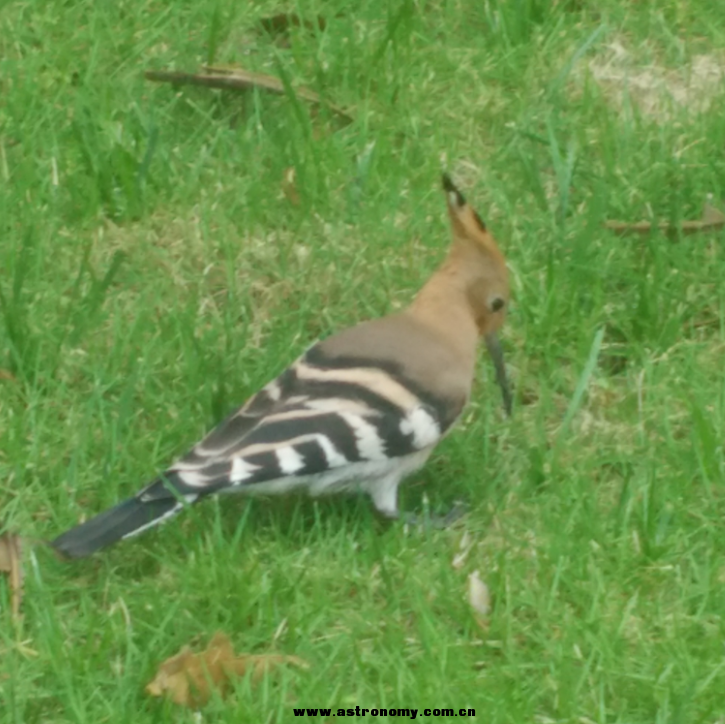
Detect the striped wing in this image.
<box><xmin>136</xmin><ymin>344</ymin><xmax>455</xmax><ymax>504</ymax></box>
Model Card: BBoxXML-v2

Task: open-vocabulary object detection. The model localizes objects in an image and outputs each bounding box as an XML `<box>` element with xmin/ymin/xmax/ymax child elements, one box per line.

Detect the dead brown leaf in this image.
<box><xmin>467</xmin><ymin>570</ymin><xmax>490</xmax><ymax>617</ymax></box>
<box><xmin>0</xmin><ymin>369</ymin><xmax>17</xmax><ymax>382</ymax></box>
<box><xmin>467</xmin><ymin>570</ymin><xmax>490</xmax><ymax>632</ymax></box>
<box><xmin>605</xmin><ymin>199</ymin><xmax>725</xmax><ymax>237</ymax></box>
<box><xmin>259</xmin><ymin>13</ymin><xmax>327</xmax><ymax>38</ymax></box>
<box><xmin>281</xmin><ymin>167</ymin><xmax>300</xmax><ymax>206</ymax></box>
<box><xmin>145</xmin><ymin>632</ymin><xmax>308</xmax><ymax>707</ymax></box>
<box><xmin>452</xmin><ymin>531</ymin><xmax>473</xmax><ymax>570</ymax></box>
<box><xmin>144</xmin><ymin>66</ymin><xmax>352</xmax><ymax>123</ymax></box>
<box><xmin>0</xmin><ymin>532</ymin><xmax>23</xmax><ymax>620</ymax></box>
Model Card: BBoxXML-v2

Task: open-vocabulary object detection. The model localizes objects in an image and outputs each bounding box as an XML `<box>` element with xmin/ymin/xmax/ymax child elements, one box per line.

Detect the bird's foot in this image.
<box><xmin>399</xmin><ymin>500</ymin><xmax>468</xmax><ymax>529</ymax></box>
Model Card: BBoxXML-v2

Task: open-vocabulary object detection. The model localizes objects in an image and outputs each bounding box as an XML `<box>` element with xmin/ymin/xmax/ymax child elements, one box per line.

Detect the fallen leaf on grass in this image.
<box><xmin>467</xmin><ymin>570</ymin><xmax>490</xmax><ymax>619</ymax></box>
<box><xmin>452</xmin><ymin>531</ymin><xmax>473</xmax><ymax>570</ymax></box>
<box><xmin>0</xmin><ymin>532</ymin><xmax>23</xmax><ymax>620</ymax></box>
<box><xmin>259</xmin><ymin>13</ymin><xmax>327</xmax><ymax>38</ymax></box>
<box><xmin>145</xmin><ymin>632</ymin><xmax>308</xmax><ymax>707</ymax></box>
<box><xmin>281</xmin><ymin>167</ymin><xmax>300</xmax><ymax>206</ymax></box>
<box><xmin>144</xmin><ymin>66</ymin><xmax>352</xmax><ymax>123</ymax></box>
<box><xmin>0</xmin><ymin>369</ymin><xmax>17</xmax><ymax>382</ymax></box>
<box><xmin>604</xmin><ymin>199</ymin><xmax>725</xmax><ymax>237</ymax></box>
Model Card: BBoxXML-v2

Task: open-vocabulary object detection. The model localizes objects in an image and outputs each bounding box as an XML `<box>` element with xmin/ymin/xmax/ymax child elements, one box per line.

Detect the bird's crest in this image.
<box><xmin>441</xmin><ymin>173</ymin><xmax>503</xmax><ymax>262</ymax></box>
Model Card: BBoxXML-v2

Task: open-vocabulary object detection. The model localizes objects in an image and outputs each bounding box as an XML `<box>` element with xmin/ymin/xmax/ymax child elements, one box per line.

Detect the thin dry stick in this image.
<box><xmin>604</xmin><ymin>201</ymin><xmax>725</xmax><ymax>237</ymax></box>
<box><xmin>144</xmin><ymin>67</ymin><xmax>353</xmax><ymax>123</ymax></box>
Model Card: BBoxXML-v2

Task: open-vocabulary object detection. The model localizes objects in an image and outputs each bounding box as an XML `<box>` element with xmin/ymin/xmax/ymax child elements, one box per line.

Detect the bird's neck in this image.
<box><xmin>405</xmin><ymin>245</ymin><xmax>483</xmax><ymax>368</ymax></box>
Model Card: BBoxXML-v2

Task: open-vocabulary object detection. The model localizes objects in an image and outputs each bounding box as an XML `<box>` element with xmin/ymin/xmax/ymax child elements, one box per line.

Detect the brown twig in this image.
<box><xmin>604</xmin><ymin>201</ymin><xmax>725</xmax><ymax>237</ymax></box>
<box><xmin>144</xmin><ymin>67</ymin><xmax>353</xmax><ymax>123</ymax></box>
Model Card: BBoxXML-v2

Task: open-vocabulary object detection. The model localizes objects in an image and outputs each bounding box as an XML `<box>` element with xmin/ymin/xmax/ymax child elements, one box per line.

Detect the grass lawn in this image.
<box><xmin>2</xmin><ymin>0</ymin><xmax>725</xmax><ymax>721</ymax></box>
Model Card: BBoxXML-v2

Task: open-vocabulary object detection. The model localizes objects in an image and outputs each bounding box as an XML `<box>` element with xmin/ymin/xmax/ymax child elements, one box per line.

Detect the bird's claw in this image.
<box><xmin>400</xmin><ymin>500</ymin><xmax>468</xmax><ymax>529</ymax></box>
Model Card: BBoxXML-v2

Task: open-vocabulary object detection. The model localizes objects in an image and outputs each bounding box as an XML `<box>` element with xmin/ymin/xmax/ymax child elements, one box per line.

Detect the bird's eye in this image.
<box><xmin>490</xmin><ymin>297</ymin><xmax>505</xmax><ymax>313</ymax></box>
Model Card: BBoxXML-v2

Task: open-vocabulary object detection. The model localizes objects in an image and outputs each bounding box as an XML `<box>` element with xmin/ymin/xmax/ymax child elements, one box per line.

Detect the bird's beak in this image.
<box><xmin>484</xmin><ymin>333</ymin><xmax>512</xmax><ymax>417</ymax></box>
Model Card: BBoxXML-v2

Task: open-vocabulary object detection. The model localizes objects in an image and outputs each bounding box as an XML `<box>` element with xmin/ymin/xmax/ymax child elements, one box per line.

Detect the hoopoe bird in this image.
<box><xmin>50</xmin><ymin>175</ymin><xmax>511</xmax><ymax>559</ymax></box>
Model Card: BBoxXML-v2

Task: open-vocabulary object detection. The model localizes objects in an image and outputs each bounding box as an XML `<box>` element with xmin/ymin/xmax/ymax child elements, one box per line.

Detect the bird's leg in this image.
<box><xmin>372</xmin><ymin>489</ymin><xmax>468</xmax><ymax>530</ymax></box>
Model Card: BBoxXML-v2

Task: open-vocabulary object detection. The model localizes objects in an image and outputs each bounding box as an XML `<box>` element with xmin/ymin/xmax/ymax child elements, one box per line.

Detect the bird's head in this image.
<box><xmin>442</xmin><ymin>173</ymin><xmax>512</xmax><ymax>415</ymax></box>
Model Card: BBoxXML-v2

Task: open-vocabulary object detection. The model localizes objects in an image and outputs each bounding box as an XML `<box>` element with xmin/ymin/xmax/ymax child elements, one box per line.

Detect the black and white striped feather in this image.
<box><xmin>50</xmin><ymin>322</ymin><xmax>466</xmax><ymax>559</ymax></box>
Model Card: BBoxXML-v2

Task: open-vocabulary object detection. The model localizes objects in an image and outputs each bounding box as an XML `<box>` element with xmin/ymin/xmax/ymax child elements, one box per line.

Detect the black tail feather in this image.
<box><xmin>50</xmin><ymin>496</ymin><xmax>182</xmax><ymax>559</ymax></box>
